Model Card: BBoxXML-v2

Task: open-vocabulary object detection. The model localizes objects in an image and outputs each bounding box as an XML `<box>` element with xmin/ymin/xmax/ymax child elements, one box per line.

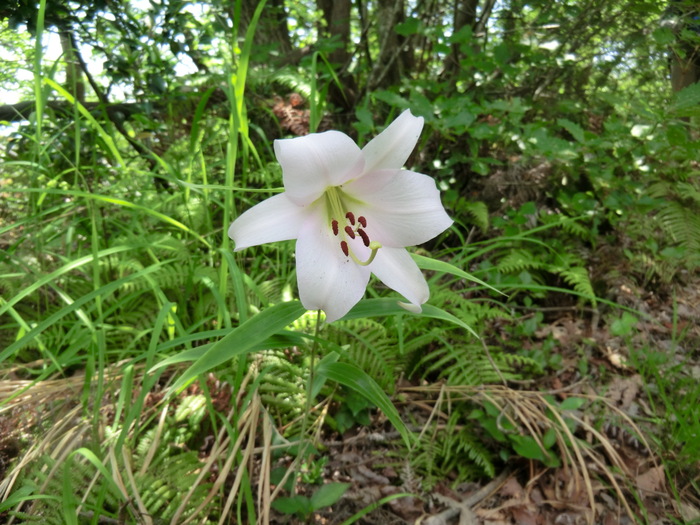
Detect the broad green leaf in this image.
<box><xmin>167</xmin><ymin>301</ymin><xmax>306</xmax><ymax>392</ymax></box>
<box><xmin>271</xmin><ymin>496</ymin><xmax>312</xmax><ymax>517</ymax></box>
<box><xmin>543</xmin><ymin>428</ymin><xmax>558</xmax><ymax>449</ymax></box>
<box><xmin>395</xmin><ymin>17</ymin><xmax>420</xmax><ymax>36</ymax></box>
<box><xmin>310</xmin><ymin>483</ymin><xmax>350</xmax><ymax>510</ymax></box>
<box><xmin>511</xmin><ymin>435</ymin><xmax>546</xmax><ymax>460</ymax></box>
<box><xmin>315</xmin><ymin>358</ymin><xmax>414</xmax><ymax>448</ymax></box>
<box><xmin>511</xmin><ymin>435</ymin><xmax>561</xmax><ymax>467</ymax></box>
<box><xmin>559</xmin><ymin>397</ymin><xmax>586</xmax><ymax>411</ymax></box>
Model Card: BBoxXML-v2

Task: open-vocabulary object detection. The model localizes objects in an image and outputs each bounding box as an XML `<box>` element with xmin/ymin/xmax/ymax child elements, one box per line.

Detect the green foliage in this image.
<box><xmin>11</xmin><ymin>439</ymin><xmax>214</xmax><ymax>524</ymax></box>
<box><xmin>412</xmin><ymin>411</ymin><xmax>496</xmax><ymax>488</ymax></box>
<box><xmin>271</xmin><ymin>483</ymin><xmax>350</xmax><ymax>521</ymax></box>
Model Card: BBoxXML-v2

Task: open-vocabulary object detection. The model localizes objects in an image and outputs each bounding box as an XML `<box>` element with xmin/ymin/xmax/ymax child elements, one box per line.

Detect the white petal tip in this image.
<box><xmin>398</xmin><ymin>301</ymin><xmax>423</xmax><ymax>314</ymax></box>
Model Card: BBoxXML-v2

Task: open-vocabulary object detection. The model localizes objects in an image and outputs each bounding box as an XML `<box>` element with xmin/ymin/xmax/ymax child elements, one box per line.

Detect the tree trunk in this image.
<box><xmin>317</xmin><ymin>0</ymin><xmax>357</xmax><ymax>113</ymax></box>
<box><xmin>59</xmin><ymin>29</ymin><xmax>85</xmax><ymax>103</ymax></box>
<box><xmin>368</xmin><ymin>0</ymin><xmax>412</xmax><ymax>91</ymax></box>
<box><xmin>238</xmin><ymin>0</ymin><xmax>292</xmax><ymax>57</ymax></box>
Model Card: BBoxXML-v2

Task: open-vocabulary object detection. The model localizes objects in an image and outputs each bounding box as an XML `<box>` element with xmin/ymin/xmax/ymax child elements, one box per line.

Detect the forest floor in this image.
<box><xmin>1</xmin><ymin>246</ymin><xmax>698</xmax><ymax>524</ymax></box>
<box><xmin>1</xmin><ymin>185</ymin><xmax>699</xmax><ymax>525</ymax></box>
<box><xmin>297</xmin><ymin>268</ymin><xmax>700</xmax><ymax>525</ymax></box>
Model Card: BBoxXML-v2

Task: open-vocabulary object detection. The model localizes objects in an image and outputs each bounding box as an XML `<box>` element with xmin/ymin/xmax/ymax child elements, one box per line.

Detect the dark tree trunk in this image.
<box><xmin>238</xmin><ymin>0</ymin><xmax>293</xmax><ymax>57</ymax></box>
<box><xmin>317</xmin><ymin>0</ymin><xmax>358</xmax><ymax>114</ymax></box>
<box><xmin>368</xmin><ymin>0</ymin><xmax>412</xmax><ymax>90</ymax></box>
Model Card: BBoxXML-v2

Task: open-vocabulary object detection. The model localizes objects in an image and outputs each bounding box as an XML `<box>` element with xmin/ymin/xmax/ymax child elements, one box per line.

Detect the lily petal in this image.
<box><xmin>296</xmin><ymin>209</ymin><xmax>371</xmax><ymax>322</ymax></box>
<box><xmin>370</xmin><ymin>247</ymin><xmax>429</xmax><ymax>310</ymax></box>
<box><xmin>275</xmin><ymin>131</ymin><xmax>364</xmax><ymax>206</ymax></box>
<box><xmin>229</xmin><ymin>193</ymin><xmax>307</xmax><ymax>251</ymax></box>
<box><xmin>344</xmin><ymin>170</ymin><xmax>453</xmax><ymax>247</ymax></box>
<box><xmin>361</xmin><ymin>110</ymin><xmax>424</xmax><ymax>173</ymax></box>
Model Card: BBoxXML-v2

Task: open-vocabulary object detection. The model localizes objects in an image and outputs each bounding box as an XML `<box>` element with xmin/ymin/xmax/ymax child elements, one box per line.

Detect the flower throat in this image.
<box><xmin>326</xmin><ymin>187</ymin><xmax>381</xmax><ymax>266</ymax></box>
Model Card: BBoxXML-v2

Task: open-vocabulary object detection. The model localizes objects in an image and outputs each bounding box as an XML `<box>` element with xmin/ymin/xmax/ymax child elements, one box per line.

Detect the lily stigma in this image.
<box><xmin>229</xmin><ymin>109</ymin><xmax>453</xmax><ymax>322</ymax></box>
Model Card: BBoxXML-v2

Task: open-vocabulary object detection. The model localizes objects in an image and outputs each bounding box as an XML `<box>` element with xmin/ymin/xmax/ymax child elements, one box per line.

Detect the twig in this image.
<box><xmin>422</xmin><ymin>470</ymin><xmax>509</xmax><ymax>525</ymax></box>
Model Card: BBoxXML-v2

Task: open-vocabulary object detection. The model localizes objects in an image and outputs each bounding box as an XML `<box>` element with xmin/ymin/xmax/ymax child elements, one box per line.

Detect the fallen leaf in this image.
<box><xmin>636</xmin><ymin>465</ymin><xmax>665</xmax><ymax>494</ymax></box>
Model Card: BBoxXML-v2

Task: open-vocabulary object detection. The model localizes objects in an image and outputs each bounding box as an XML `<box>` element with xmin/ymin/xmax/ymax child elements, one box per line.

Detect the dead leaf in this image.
<box><xmin>499</xmin><ymin>477</ymin><xmax>524</xmax><ymax>499</ymax></box>
<box><xmin>678</xmin><ymin>501</ymin><xmax>700</xmax><ymax>522</ymax></box>
<box><xmin>636</xmin><ymin>465</ymin><xmax>665</xmax><ymax>494</ymax></box>
<box><xmin>606</xmin><ymin>375</ymin><xmax>641</xmax><ymax>410</ymax></box>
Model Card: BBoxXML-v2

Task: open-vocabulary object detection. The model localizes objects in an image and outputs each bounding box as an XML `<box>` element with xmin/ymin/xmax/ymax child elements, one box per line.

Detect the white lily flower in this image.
<box><xmin>229</xmin><ymin>110</ymin><xmax>453</xmax><ymax>322</ymax></box>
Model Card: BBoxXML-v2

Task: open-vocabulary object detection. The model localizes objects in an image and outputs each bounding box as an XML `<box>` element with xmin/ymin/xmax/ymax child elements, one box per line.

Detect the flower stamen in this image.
<box><xmin>331</xmin><ymin>219</ymin><xmax>339</xmax><ymax>236</ymax></box>
<box><xmin>344</xmin><ymin>226</ymin><xmax>356</xmax><ymax>239</ymax></box>
<box><xmin>357</xmin><ymin>228</ymin><xmax>370</xmax><ymax>247</ymax></box>
<box><xmin>345</xmin><ymin>211</ymin><xmax>356</xmax><ymax>225</ymax></box>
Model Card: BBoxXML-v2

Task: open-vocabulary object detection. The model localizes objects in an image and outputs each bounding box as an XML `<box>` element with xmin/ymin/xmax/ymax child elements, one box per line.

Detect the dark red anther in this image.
<box><xmin>357</xmin><ymin>228</ymin><xmax>370</xmax><ymax>247</ymax></box>
<box><xmin>358</xmin><ymin>216</ymin><xmax>367</xmax><ymax>228</ymax></box>
<box><xmin>340</xmin><ymin>241</ymin><xmax>349</xmax><ymax>256</ymax></box>
<box><xmin>344</xmin><ymin>225</ymin><xmax>356</xmax><ymax>239</ymax></box>
<box><xmin>331</xmin><ymin>219</ymin><xmax>339</xmax><ymax>236</ymax></box>
<box><xmin>345</xmin><ymin>211</ymin><xmax>356</xmax><ymax>225</ymax></box>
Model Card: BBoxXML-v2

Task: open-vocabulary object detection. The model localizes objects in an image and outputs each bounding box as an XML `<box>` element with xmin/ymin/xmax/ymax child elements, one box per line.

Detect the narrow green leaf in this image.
<box><xmin>411</xmin><ymin>253</ymin><xmax>505</xmax><ymax>296</ymax></box>
<box><xmin>152</xmin><ymin>330</ymin><xmax>308</xmax><ymax>370</ymax></box>
<box><xmin>315</xmin><ymin>359</ymin><xmax>414</xmax><ymax>448</ymax></box>
<box><xmin>8</xmin><ymin>188</ymin><xmax>211</xmax><ymax>248</ymax></box>
<box><xmin>339</xmin><ymin>493</ymin><xmax>415</xmax><ymax>525</ymax></box>
<box><xmin>0</xmin><ymin>261</ymin><xmax>175</xmax><ymax>364</ymax></box>
<box><xmin>45</xmin><ymin>78</ymin><xmax>124</xmax><ymax>165</ymax></box>
<box><xmin>0</xmin><ymin>245</ymin><xmax>134</xmax><ymax>318</ymax></box>
<box><xmin>167</xmin><ymin>301</ymin><xmax>306</xmax><ymax>392</ymax></box>
<box><xmin>339</xmin><ymin>299</ymin><xmax>480</xmax><ymax>339</ymax></box>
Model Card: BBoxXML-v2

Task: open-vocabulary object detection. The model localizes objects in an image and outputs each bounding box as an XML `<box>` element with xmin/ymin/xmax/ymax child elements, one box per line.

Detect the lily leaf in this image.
<box><xmin>315</xmin><ymin>357</ymin><xmax>414</xmax><ymax>448</ymax></box>
<box><xmin>411</xmin><ymin>253</ymin><xmax>505</xmax><ymax>295</ymax></box>
<box><xmin>166</xmin><ymin>301</ymin><xmax>306</xmax><ymax>392</ymax></box>
<box><xmin>340</xmin><ymin>298</ymin><xmax>480</xmax><ymax>339</ymax></box>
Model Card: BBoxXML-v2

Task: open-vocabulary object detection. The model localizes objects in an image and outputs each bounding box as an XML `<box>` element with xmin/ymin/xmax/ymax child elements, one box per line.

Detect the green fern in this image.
<box><xmin>268</xmin><ymin>69</ymin><xmax>313</xmax><ymax>99</ymax></box>
<box><xmin>496</xmin><ymin>249</ymin><xmax>547</xmax><ymax>274</ymax></box>
<box><xmin>648</xmin><ymin>180</ymin><xmax>700</xmax><ymax>253</ymax></box>
<box><xmin>416</xmin><ymin>342</ymin><xmax>528</xmax><ymax>385</ymax></box>
<box><xmin>557</xmin><ymin>266</ymin><xmax>597</xmax><ymax>306</ymax></box>
<box><xmin>411</xmin><ymin>410</ymin><xmax>495</xmax><ymax>489</ymax></box>
<box><xmin>461</xmin><ymin>200</ymin><xmax>490</xmax><ymax>232</ymax></box>
<box><xmin>334</xmin><ymin>319</ymin><xmax>401</xmax><ymax>392</ymax></box>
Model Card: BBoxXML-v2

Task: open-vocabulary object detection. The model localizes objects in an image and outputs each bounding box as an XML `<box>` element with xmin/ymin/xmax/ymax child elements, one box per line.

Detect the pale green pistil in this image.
<box><xmin>325</xmin><ymin>186</ymin><xmax>381</xmax><ymax>266</ymax></box>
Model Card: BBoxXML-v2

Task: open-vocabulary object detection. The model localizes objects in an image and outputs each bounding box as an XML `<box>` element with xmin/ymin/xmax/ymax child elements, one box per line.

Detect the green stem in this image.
<box><xmin>294</xmin><ymin>309</ymin><xmax>323</xmax><ymax>494</ymax></box>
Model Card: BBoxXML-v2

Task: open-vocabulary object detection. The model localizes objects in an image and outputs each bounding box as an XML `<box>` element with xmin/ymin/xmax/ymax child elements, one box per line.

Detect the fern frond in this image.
<box><xmin>411</xmin><ymin>410</ymin><xmax>495</xmax><ymax>488</ymax></box>
<box><xmin>497</xmin><ymin>249</ymin><xmax>546</xmax><ymax>274</ymax></box>
<box><xmin>269</xmin><ymin>69</ymin><xmax>312</xmax><ymax>98</ymax></box>
<box><xmin>417</xmin><ymin>343</ymin><xmax>514</xmax><ymax>385</ymax></box>
<box><xmin>655</xmin><ymin>200</ymin><xmax>700</xmax><ymax>252</ymax></box>
<box><xmin>462</xmin><ymin>201</ymin><xmax>490</xmax><ymax>232</ymax></box>
<box><xmin>557</xmin><ymin>266</ymin><xmax>597</xmax><ymax>306</ymax></box>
